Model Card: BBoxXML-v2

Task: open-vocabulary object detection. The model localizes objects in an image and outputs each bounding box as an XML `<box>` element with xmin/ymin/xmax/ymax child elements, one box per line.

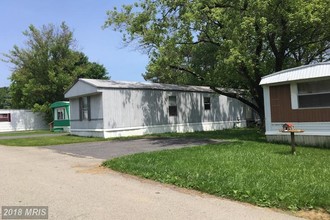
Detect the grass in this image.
<box><xmin>0</xmin><ymin>134</ymin><xmax>105</xmax><ymax>146</ymax></box>
<box><xmin>111</xmin><ymin>127</ymin><xmax>266</xmax><ymax>143</ymax></box>
<box><xmin>146</xmin><ymin>128</ymin><xmax>266</xmax><ymax>142</ymax></box>
<box><xmin>0</xmin><ymin>130</ymin><xmax>53</xmax><ymax>137</ymax></box>
<box><xmin>103</xmin><ymin>128</ymin><xmax>330</xmax><ymax>212</ymax></box>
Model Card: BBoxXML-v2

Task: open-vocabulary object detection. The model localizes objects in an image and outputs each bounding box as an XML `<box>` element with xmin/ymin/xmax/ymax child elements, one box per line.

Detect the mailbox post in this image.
<box><xmin>281</xmin><ymin>123</ymin><xmax>304</xmax><ymax>155</ymax></box>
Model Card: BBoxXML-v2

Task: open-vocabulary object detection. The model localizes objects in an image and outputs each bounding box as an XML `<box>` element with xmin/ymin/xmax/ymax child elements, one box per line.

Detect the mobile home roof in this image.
<box><xmin>259</xmin><ymin>62</ymin><xmax>330</xmax><ymax>86</ymax></box>
<box><xmin>78</xmin><ymin>78</ymin><xmax>214</xmax><ymax>93</ymax></box>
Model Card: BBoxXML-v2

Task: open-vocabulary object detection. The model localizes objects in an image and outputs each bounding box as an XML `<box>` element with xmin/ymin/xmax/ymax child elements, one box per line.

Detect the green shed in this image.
<box><xmin>50</xmin><ymin>101</ymin><xmax>70</xmax><ymax>132</ymax></box>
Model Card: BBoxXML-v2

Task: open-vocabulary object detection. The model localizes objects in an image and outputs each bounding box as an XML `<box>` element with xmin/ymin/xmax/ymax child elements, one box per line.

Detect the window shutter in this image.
<box><xmin>87</xmin><ymin>96</ymin><xmax>91</xmax><ymax>121</ymax></box>
<box><xmin>79</xmin><ymin>97</ymin><xmax>83</xmax><ymax>121</ymax></box>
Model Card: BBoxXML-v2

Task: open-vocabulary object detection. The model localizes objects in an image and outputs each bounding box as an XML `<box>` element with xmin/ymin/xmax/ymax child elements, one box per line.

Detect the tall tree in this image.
<box><xmin>0</xmin><ymin>87</ymin><xmax>11</xmax><ymax>109</ymax></box>
<box><xmin>104</xmin><ymin>0</ymin><xmax>330</xmax><ymax>123</ymax></box>
<box><xmin>3</xmin><ymin>22</ymin><xmax>109</xmax><ymax>121</ymax></box>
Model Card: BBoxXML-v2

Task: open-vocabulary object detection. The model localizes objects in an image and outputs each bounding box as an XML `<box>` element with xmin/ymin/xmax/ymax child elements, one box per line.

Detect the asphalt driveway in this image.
<box><xmin>0</xmin><ymin>145</ymin><xmax>304</xmax><ymax>220</ymax></box>
<box><xmin>45</xmin><ymin>138</ymin><xmax>225</xmax><ymax>159</ymax></box>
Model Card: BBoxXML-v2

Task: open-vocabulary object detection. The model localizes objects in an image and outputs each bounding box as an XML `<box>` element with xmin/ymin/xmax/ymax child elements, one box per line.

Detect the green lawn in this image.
<box><xmin>146</xmin><ymin>128</ymin><xmax>266</xmax><ymax>142</ymax></box>
<box><xmin>0</xmin><ymin>130</ymin><xmax>53</xmax><ymax>137</ymax></box>
<box><xmin>103</xmin><ymin>129</ymin><xmax>330</xmax><ymax>212</ymax></box>
<box><xmin>0</xmin><ymin>135</ymin><xmax>105</xmax><ymax>146</ymax></box>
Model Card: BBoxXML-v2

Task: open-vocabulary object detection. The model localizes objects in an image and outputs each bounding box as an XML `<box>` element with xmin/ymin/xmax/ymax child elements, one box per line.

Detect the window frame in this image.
<box><xmin>204</xmin><ymin>96</ymin><xmax>211</xmax><ymax>110</ymax></box>
<box><xmin>291</xmin><ymin>79</ymin><xmax>330</xmax><ymax>109</ymax></box>
<box><xmin>0</xmin><ymin>113</ymin><xmax>11</xmax><ymax>122</ymax></box>
<box><xmin>79</xmin><ymin>96</ymin><xmax>91</xmax><ymax>121</ymax></box>
<box><xmin>168</xmin><ymin>95</ymin><xmax>178</xmax><ymax>116</ymax></box>
<box><xmin>56</xmin><ymin>108</ymin><xmax>66</xmax><ymax>120</ymax></box>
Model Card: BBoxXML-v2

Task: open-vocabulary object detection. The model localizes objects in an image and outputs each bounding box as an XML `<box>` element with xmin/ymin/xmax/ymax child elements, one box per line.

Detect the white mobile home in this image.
<box><xmin>260</xmin><ymin>62</ymin><xmax>330</xmax><ymax>148</ymax></box>
<box><xmin>0</xmin><ymin>109</ymin><xmax>47</xmax><ymax>132</ymax></box>
<box><xmin>65</xmin><ymin>79</ymin><xmax>254</xmax><ymax>138</ymax></box>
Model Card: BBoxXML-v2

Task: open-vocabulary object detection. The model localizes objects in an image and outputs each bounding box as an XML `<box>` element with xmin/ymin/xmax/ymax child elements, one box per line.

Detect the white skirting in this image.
<box><xmin>265</xmin><ymin>122</ymin><xmax>330</xmax><ymax>148</ymax></box>
<box><xmin>70</xmin><ymin>120</ymin><xmax>246</xmax><ymax>138</ymax></box>
<box><xmin>266</xmin><ymin>134</ymin><xmax>330</xmax><ymax>148</ymax></box>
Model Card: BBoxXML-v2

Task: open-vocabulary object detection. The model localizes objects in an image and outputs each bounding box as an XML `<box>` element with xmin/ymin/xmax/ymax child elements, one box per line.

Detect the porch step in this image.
<box><xmin>53</xmin><ymin>127</ymin><xmax>64</xmax><ymax>132</ymax></box>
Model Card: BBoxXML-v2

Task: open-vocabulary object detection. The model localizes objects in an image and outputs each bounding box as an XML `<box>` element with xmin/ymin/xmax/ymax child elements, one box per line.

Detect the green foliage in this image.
<box><xmin>3</xmin><ymin>22</ymin><xmax>109</xmax><ymax>121</ymax></box>
<box><xmin>33</xmin><ymin>102</ymin><xmax>53</xmax><ymax>123</ymax></box>
<box><xmin>83</xmin><ymin>62</ymin><xmax>109</xmax><ymax>80</ymax></box>
<box><xmin>104</xmin><ymin>0</ymin><xmax>330</xmax><ymax>121</ymax></box>
<box><xmin>0</xmin><ymin>87</ymin><xmax>11</xmax><ymax>109</ymax></box>
<box><xmin>103</xmin><ymin>130</ymin><xmax>330</xmax><ymax>211</ymax></box>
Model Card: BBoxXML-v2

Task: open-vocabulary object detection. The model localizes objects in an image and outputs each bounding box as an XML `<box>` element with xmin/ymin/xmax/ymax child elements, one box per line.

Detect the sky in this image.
<box><xmin>0</xmin><ymin>0</ymin><xmax>149</xmax><ymax>87</ymax></box>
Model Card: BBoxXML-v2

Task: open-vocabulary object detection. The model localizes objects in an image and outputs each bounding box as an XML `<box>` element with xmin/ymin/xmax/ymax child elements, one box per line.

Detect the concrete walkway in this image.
<box><xmin>0</xmin><ymin>145</ymin><xmax>304</xmax><ymax>220</ymax></box>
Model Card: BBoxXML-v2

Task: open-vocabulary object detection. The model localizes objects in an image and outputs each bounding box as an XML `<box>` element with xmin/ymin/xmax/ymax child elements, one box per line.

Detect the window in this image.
<box><xmin>56</xmin><ymin>108</ymin><xmax>65</xmax><ymax>120</ymax></box>
<box><xmin>204</xmin><ymin>97</ymin><xmax>211</xmax><ymax>110</ymax></box>
<box><xmin>169</xmin><ymin>96</ymin><xmax>177</xmax><ymax>116</ymax></box>
<box><xmin>79</xmin><ymin>96</ymin><xmax>91</xmax><ymax>121</ymax></box>
<box><xmin>0</xmin><ymin>113</ymin><xmax>11</xmax><ymax>122</ymax></box>
<box><xmin>297</xmin><ymin>79</ymin><xmax>330</xmax><ymax>108</ymax></box>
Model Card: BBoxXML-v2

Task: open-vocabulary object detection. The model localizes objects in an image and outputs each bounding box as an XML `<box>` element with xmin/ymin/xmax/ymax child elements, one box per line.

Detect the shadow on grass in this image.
<box><xmin>146</xmin><ymin>128</ymin><xmax>267</xmax><ymax>143</ymax></box>
<box><xmin>148</xmin><ymin>138</ymin><xmax>232</xmax><ymax>147</ymax></box>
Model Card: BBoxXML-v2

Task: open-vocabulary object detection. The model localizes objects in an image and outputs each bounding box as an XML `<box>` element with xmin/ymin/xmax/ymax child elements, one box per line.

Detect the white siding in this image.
<box><xmin>65</xmin><ymin>80</ymin><xmax>100</xmax><ymax>98</ymax></box>
<box><xmin>101</xmin><ymin>89</ymin><xmax>246</xmax><ymax>131</ymax></box>
<box><xmin>70</xmin><ymin>94</ymin><xmax>104</xmax><ymax>130</ymax></box>
<box><xmin>0</xmin><ymin>110</ymin><xmax>47</xmax><ymax>132</ymax></box>
<box><xmin>267</xmin><ymin>134</ymin><xmax>330</xmax><ymax>148</ymax></box>
<box><xmin>102</xmin><ymin>89</ymin><xmax>168</xmax><ymax>129</ymax></box>
<box><xmin>262</xmin><ymin>86</ymin><xmax>272</xmax><ymax>133</ymax></box>
<box><xmin>266</xmin><ymin>122</ymin><xmax>330</xmax><ymax>136</ymax></box>
<box><xmin>69</xmin><ymin>99</ymin><xmax>80</xmax><ymax>121</ymax></box>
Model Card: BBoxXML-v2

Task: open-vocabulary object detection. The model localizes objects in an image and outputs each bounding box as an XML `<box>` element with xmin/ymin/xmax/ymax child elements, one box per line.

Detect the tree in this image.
<box><xmin>0</xmin><ymin>87</ymin><xmax>11</xmax><ymax>109</ymax></box>
<box><xmin>104</xmin><ymin>0</ymin><xmax>330</xmax><ymax>123</ymax></box>
<box><xmin>3</xmin><ymin>22</ymin><xmax>109</xmax><ymax>121</ymax></box>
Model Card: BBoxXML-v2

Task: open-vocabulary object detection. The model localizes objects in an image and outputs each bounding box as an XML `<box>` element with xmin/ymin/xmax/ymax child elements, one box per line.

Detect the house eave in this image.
<box><xmin>260</xmin><ymin>62</ymin><xmax>330</xmax><ymax>86</ymax></box>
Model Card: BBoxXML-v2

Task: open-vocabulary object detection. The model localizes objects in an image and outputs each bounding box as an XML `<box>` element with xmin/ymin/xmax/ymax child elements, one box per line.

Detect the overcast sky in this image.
<box><xmin>0</xmin><ymin>0</ymin><xmax>149</xmax><ymax>87</ymax></box>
